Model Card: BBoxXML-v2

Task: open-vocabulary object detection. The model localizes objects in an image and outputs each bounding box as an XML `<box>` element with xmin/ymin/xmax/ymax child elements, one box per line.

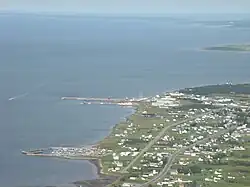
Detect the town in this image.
<box><xmin>24</xmin><ymin>84</ymin><xmax>250</xmax><ymax>187</ymax></box>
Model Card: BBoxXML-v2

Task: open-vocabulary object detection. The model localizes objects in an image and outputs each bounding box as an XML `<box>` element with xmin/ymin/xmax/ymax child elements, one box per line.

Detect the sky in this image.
<box><xmin>0</xmin><ymin>0</ymin><xmax>250</xmax><ymax>14</ymax></box>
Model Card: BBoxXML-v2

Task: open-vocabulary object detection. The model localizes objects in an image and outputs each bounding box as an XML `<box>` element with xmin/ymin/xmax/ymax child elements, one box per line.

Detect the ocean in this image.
<box><xmin>0</xmin><ymin>13</ymin><xmax>250</xmax><ymax>187</ymax></box>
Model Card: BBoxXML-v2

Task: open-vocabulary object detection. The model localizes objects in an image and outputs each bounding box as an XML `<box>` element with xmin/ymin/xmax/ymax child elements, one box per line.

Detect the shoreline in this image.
<box><xmin>21</xmin><ymin>105</ymin><xmax>137</xmax><ymax>187</ymax></box>
<box><xmin>65</xmin><ymin>106</ymin><xmax>137</xmax><ymax>187</ymax></box>
<box><xmin>93</xmin><ymin>107</ymin><xmax>136</xmax><ymax>147</ymax></box>
<box><xmin>80</xmin><ymin>107</ymin><xmax>138</xmax><ymax>178</ymax></box>
<box><xmin>72</xmin><ymin>150</ymin><xmax>121</xmax><ymax>187</ymax></box>
<box><xmin>70</xmin><ymin>106</ymin><xmax>138</xmax><ymax>187</ymax></box>
<box><xmin>71</xmin><ymin>83</ymin><xmax>250</xmax><ymax>187</ymax></box>
<box><xmin>24</xmin><ymin>83</ymin><xmax>250</xmax><ymax>187</ymax></box>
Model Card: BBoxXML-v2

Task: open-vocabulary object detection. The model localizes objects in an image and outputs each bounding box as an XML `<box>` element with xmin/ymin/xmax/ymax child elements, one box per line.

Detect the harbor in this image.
<box><xmin>21</xmin><ymin>84</ymin><xmax>250</xmax><ymax>187</ymax></box>
<box><xmin>22</xmin><ymin>146</ymin><xmax>106</xmax><ymax>159</ymax></box>
<box><xmin>21</xmin><ymin>96</ymin><xmax>148</xmax><ymax>160</ymax></box>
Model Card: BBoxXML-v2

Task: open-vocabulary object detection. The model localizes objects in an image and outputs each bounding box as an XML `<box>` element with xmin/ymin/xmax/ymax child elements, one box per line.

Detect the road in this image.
<box><xmin>139</xmin><ymin>126</ymin><xmax>237</xmax><ymax>187</ymax></box>
<box><xmin>122</xmin><ymin>110</ymin><xmax>218</xmax><ymax>173</ymax></box>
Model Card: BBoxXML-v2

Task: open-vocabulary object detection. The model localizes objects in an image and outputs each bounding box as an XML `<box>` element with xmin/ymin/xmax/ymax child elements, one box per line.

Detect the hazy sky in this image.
<box><xmin>1</xmin><ymin>0</ymin><xmax>250</xmax><ymax>14</ymax></box>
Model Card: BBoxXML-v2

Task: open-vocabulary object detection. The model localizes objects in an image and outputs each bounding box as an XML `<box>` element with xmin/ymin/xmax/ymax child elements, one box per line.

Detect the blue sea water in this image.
<box><xmin>0</xmin><ymin>13</ymin><xmax>250</xmax><ymax>187</ymax></box>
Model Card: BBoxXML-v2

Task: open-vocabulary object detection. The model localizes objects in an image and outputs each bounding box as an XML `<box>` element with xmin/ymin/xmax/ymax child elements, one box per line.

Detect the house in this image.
<box><xmin>113</xmin><ymin>155</ymin><xmax>119</xmax><ymax>160</ymax></box>
<box><xmin>170</xmin><ymin>169</ymin><xmax>178</xmax><ymax>175</ymax></box>
<box><xmin>122</xmin><ymin>183</ymin><xmax>132</xmax><ymax>187</ymax></box>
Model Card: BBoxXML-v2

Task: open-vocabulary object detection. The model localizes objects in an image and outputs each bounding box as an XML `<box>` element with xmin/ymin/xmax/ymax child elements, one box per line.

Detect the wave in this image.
<box><xmin>8</xmin><ymin>92</ymin><xmax>29</xmax><ymax>101</ymax></box>
<box><xmin>8</xmin><ymin>83</ymin><xmax>46</xmax><ymax>101</ymax></box>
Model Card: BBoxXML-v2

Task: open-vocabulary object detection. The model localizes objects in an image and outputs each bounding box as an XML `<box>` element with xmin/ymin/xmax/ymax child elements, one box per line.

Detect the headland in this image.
<box><xmin>204</xmin><ymin>44</ymin><xmax>250</xmax><ymax>53</ymax></box>
<box><xmin>23</xmin><ymin>83</ymin><xmax>250</xmax><ymax>187</ymax></box>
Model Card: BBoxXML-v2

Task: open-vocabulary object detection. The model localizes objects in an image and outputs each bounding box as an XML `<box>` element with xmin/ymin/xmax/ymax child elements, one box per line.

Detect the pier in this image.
<box><xmin>61</xmin><ymin>96</ymin><xmax>148</xmax><ymax>106</ymax></box>
<box><xmin>61</xmin><ymin>97</ymin><xmax>125</xmax><ymax>102</ymax></box>
<box><xmin>22</xmin><ymin>146</ymin><xmax>105</xmax><ymax>159</ymax></box>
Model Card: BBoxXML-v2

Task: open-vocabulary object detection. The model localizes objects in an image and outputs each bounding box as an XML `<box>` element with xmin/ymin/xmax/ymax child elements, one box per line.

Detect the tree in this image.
<box><xmin>173</xmin><ymin>183</ymin><xmax>179</xmax><ymax>187</ymax></box>
<box><xmin>191</xmin><ymin>180</ymin><xmax>197</xmax><ymax>187</ymax></box>
<box><xmin>189</xmin><ymin>165</ymin><xmax>201</xmax><ymax>174</ymax></box>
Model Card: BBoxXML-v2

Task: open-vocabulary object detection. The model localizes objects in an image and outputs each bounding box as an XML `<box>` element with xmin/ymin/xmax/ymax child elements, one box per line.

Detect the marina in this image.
<box><xmin>22</xmin><ymin>146</ymin><xmax>106</xmax><ymax>159</ymax></box>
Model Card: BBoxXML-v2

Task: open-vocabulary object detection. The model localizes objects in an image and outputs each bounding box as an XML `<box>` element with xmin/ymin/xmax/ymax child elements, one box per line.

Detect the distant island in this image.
<box><xmin>204</xmin><ymin>44</ymin><xmax>250</xmax><ymax>52</ymax></box>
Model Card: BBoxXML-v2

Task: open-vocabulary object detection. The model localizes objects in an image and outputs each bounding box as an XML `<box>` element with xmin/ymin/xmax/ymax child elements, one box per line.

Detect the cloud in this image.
<box><xmin>1</xmin><ymin>0</ymin><xmax>250</xmax><ymax>13</ymax></box>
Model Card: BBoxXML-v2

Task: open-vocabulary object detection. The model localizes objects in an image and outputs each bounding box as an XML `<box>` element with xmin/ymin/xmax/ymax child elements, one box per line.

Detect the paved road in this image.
<box><xmin>122</xmin><ymin>114</ymin><xmax>202</xmax><ymax>173</ymax></box>
<box><xmin>139</xmin><ymin>126</ymin><xmax>237</xmax><ymax>187</ymax></box>
<box><xmin>122</xmin><ymin>110</ymin><xmax>219</xmax><ymax>173</ymax></box>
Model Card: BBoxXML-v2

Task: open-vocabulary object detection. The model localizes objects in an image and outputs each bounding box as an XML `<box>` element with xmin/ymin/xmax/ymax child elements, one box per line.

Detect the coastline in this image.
<box><xmin>72</xmin><ymin>106</ymin><xmax>137</xmax><ymax>187</ymax></box>
<box><xmin>22</xmin><ymin>83</ymin><xmax>250</xmax><ymax>187</ymax></box>
<box><xmin>73</xmin><ymin>159</ymin><xmax>119</xmax><ymax>187</ymax></box>
<box><xmin>93</xmin><ymin>107</ymin><xmax>136</xmax><ymax>147</ymax></box>
<box><xmin>72</xmin><ymin>83</ymin><xmax>250</xmax><ymax>187</ymax></box>
<box><xmin>20</xmin><ymin>105</ymin><xmax>137</xmax><ymax>187</ymax></box>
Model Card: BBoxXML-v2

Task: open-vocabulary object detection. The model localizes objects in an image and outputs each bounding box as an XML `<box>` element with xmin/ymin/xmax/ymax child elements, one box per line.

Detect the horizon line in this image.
<box><xmin>1</xmin><ymin>10</ymin><xmax>250</xmax><ymax>16</ymax></box>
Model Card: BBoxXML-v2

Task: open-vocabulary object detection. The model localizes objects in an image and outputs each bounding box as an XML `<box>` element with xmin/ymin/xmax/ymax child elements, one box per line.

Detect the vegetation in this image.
<box><xmin>43</xmin><ymin>83</ymin><xmax>250</xmax><ymax>187</ymax></box>
<box><xmin>204</xmin><ymin>44</ymin><xmax>250</xmax><ymax>52</ymax></box>
<box><xmin>179</xmin><ymin>83</ymin><xmax>250</xmax><ymax>95</ymax></box>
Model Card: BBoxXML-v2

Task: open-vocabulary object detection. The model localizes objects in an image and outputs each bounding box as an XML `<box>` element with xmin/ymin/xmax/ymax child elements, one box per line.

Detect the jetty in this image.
<box><xmin>61</xmin><ymin>96</ymin><xmax>148</xmax><ymax>106</ymax></box>
<box><xmin>61</xmin><ymin>97</ymin><xmax>124</xmax><ymax>102</ymax></box>
<box><xmin>22</xmin><ymin>146</ymin><xmax>106</xmax><ymax>159</ymax></box>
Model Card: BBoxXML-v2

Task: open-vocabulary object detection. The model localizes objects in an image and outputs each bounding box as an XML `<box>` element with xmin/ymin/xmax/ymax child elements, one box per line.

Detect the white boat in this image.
<box><xmin>118</xmin><ymin>102</ymin><xmax>133</xmax><ymax>106</ymax></box>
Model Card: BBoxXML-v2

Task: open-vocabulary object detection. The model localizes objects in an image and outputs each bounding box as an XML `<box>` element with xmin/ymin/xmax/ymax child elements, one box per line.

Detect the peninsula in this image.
<box><xmin>204</xmin><ymin>44</ymin><xmax>250</xmax><ymax>52</ymax></box>
<box><xmin>23</xmin><ymin>83</ymin><xmax>250</xmax><ymax>187</ymax></box>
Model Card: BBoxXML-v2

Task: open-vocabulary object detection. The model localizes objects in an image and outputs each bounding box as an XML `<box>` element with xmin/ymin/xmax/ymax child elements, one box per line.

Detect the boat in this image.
<box><xmin>21</xmin><ymin>151</ymin><xmax>28</xmax><ymax>155</ymax></box>
<box><xmin>118</xmin><ymin>102</ymin><xmax>133</xmax><ymax>106</ymax></box>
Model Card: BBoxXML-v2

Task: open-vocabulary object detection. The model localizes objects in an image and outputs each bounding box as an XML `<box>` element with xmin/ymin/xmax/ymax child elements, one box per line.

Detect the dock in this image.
<box><xmin>61</xmin><ymin>97</ymin><xmax>124</xmax><ymax>102</ymax></box>
<box><xmin>61</xmin><ymin>96</ymin><xmax>148</xmax><ymax>106</ymax></box>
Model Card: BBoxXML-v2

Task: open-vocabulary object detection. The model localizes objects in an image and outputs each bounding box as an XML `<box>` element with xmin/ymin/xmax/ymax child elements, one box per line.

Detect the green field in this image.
<box><xmin>90</xmin><ymin>84</ymin><xmax>250</xmax><ymax>187</ymax></box>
